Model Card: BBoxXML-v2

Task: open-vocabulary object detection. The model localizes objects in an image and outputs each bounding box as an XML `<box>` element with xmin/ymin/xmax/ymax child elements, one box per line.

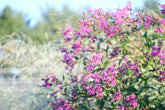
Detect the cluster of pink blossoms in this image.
<box><xmin>42</xmin><ymin>2</ymin><xmax>165</xmax><ymax>110</ymax></box>
<box><xmin>86</xmin><ymin>54</ymin><xmax>101</xmax><ymax>72</ymax></box>
<box><xmin>86</xmin><ymin>84</ymin><xmax>103</xmax><ymax>98</ymax></box>
<box><xmin>51</xmin><ymin>98</ymin><xmax>73</xmax><ymax>110</ymax></box>
<box><xmin>61</xmin><ymin>48</ymin><xmax>74</xmax><ymax>70</ymax></box>
<box><xmin>159</xmin><ymin>71</ymin><xmax>165</xmax><ymax>81</ymax></box>
<box><xmin>150</xmin><ymin>46</ymin><xmax>165</xmax><ymax>81</ymax></box>
<box><xmin>113</xmin><ymin>92</ymin><xmax>121</xmax><ymax>101</ymax></box>
<box><xmin>159</xmin><ymin>50</ymin><xmax>165</xmax><ymax>65</ymax></box>
<box><xmin>62</xmin><ymin>24</ymin><xmax>74</xmax><ymax>42</ymax></box>
<box><xmin>61</xmin><ymin>2</ymin><xmax>165</xmax><ymax>71</ymax></box>
<box><xmin>118</xmin><ymin>57</ymin><xmax>139</xmax><ymax>77</ymax></box>
<box><xmin>159</xmin><ymin>3</ymin><xmax>165</xmax><ymax>14</ymax></box>
<box><xmin>42</xmin><ymin>73</ymin><xmax>56</xmax><ymax>88</ymax></box>
<box><xmin>118</xmin><ymin>94</ymin><xmax>138</xmax><ymax>109</ymax></box>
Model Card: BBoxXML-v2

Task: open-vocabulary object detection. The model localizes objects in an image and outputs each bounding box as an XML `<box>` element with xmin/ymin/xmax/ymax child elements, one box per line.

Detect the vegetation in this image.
<box><xmin>0</xmin><ymin>6</ymin><xmax>27</xmax><ymax>35</ymax></box>
<box><xmin>0</xmin><ymin>0</ymin><xmax>165</xmax><ymax>110</ymax></box>
<box><xmin>0</xmin><ymin>6</ymin><xmax>80</xmax><ymax>44</ymax></box>
<box><xmin>42</xmin><ymin>2</ymin><xmax>165</xmax><ymax>110</ymax></box>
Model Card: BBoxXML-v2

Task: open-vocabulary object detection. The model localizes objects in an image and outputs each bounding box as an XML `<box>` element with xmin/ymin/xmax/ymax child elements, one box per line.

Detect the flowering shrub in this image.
<box><xmin>159</xmin><ymin>3</ymin><xmax>165</xmax><ymax>15</ymax></box>
<box><xmin>42</xmin><ymin>2</ymin><xmax>165</xmax><ymax>110</ymax></box>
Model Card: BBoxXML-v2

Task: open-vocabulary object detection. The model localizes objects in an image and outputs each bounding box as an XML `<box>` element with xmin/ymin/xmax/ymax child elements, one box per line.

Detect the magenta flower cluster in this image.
<box><xmin>41</xmin><ymin>2</ymin><xmax>165</xmax><ymax>110</ymax></box>
<box><xmin>42</xmin><ymin>73</ymin><xmax>56</xmax><ymax>88</ymax></box>
<box><xmin>123</xmin><ymin>94</ymin><xmax>138</xmax><ymax>108</ymax></box>
<box><xmin>51</xmin><ymin>98</ymin><xmax>73</xmax><ymax>110</ymax></box>
<box><xmin>159</xmin><ymin>3</ymin><xmax>165</xmax><ymax>14</ymax></box>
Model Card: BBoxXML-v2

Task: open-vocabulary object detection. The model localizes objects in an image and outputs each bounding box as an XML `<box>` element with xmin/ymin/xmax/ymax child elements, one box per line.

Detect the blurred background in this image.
<box><xmin>0</xmin><ymin>0</ymin><xmax>165</xmax><ymax>109</ymax></box>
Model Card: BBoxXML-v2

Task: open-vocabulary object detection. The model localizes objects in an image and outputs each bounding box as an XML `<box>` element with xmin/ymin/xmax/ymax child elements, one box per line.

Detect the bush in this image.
<box><xmin>42</xmin><ymin>2</ymin><xmax>165</xmax><ymax>110</ymax></box>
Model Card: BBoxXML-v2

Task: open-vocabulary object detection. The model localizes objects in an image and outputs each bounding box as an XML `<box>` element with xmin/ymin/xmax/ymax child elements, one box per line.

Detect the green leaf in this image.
<box><xmin>108</xmin><ymin>15</ymin><xmax>113</xmax><ymax>19</ymax></box>
<box><xmin>104</xmin><ymin>59</ymin><xmax>110</xmax><ymax>68</ymax></box>
<box><xmin>78</xmin><ymin>93</ymin><xmax>86</xmax><ymax>97</ymax></box>
<box><xmin>106</xmin><ymin>45</ymin><xmax>109</xmax><ymax>52</ymax></box>
<box><xmin>121</xmin><ymin>43</ymin><xmax>126</xmax><ymax>51</ymax></box>
<box><xmin>127</xmin><ymin>86</ymin><xmax>139</xmax><ymax>94</ymax></box>
<box><xmin>63</xmin><ymin>74</ymin><xmax>65</xmax><ymax>81</ymax></box>
<box><xmin>107</xmin><ymin>40</ymin><xmax>112</xmax><ymax>45</ymax></box>
<box><xmin>101</xmin><ymin>58</ymin><xmax>103</xmax><ymax>64</ymax></box>
<box><xmin>64</xmin><ymin>87</ymin><xmax>67</xmax><ymax>93</ymax></box>
<box><xmin>124</xmin><ymin>70</ymin><xmax>134</xmax><ymax>75</ymax></box>
<box><xmin>97</xmin><ymin>42</ymin><xmax>100</xmax><ymax>50</ymax></box>
<box><xmin>93</xmin><ymin>67</ymin><xmax>102</xmax><ymax>73</ymax></box>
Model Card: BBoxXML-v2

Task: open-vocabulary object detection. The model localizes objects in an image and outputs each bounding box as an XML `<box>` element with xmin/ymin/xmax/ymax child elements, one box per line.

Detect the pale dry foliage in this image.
<box><xmin>0</xmin><ymin>34</ymin><xmax>83</xmax><ymax>110</ymax></box>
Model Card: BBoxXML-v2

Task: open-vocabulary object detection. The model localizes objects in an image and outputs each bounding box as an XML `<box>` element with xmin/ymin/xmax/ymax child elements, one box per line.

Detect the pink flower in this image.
<box><xmin>113</xmin><ymin>92</ymin><xmax>121</xmax><ymax>101</ymax></box>
<box><xmin>118</xmin><ymin>105</ymin><xmax>125</xmax><ymax>110</ymax></box>
<box><xmin>63</xmin><ymin>24</ymin><xmax>74</xmax><ymax>42</ymax></box>
<box><xmin>96</xmin><ymin>93</ymin><xmax>103</xmax><ymax>98</ymax></box>
<box><xmin>160</xmin><ymin>18</ymin><xmax>165</xmax><ymax>26</ymax></box>
<box><xmin>84</xmin><ymin>46</ymin><xmax>88</xmax><ymax>52</ymax></box>
<box><xmin>51</xmin><ymin>98</ymin><xmax>72</xmax><ymax>110</ymax></box>
<box><xmin>72</xmin><ymin>39</ymin><xmax>82</xmax><ymax>54</ymax></box>
<box><xmin>123</xmin><ymin>57</ymin><xmax>128</xmax><ymax>64</ymax></box>
<box><xmin>63</xmin><ymin>52</ymin><xmax>74</xmax><ymax>70</ymax></box>
<box><xmin>159</xmin><ymin>3</ymin><xmax>165</xmax><ymax>9</ymax></box>
<box><xmin>123</xmin><ymin>93</ymin><xmax>138</xmax><ymax>108</ymax></box>
<box><xmin>159</xmin><ymin>3</ymin><xmax>165</xmax><ymax>14</ymax></box>
<box><xmin>128</xmin><ymin>1</ymin><xmax>132</xmax><ymax>9</ymax></box>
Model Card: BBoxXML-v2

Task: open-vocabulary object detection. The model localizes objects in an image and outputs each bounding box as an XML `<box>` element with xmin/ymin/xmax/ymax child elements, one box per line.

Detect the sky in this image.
<box><xmin>0</xmin><ymin>0</ymin><xmax>164</xmax><ymax>27</ymax></box>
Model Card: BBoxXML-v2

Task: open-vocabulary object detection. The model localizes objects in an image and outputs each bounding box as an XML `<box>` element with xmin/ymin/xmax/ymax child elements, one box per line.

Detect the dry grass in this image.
<box><xmin>0</xmin><ymin>78</ymin><xmax>51</xmax><ymax>110</ymax></box>
<box><xmin>0</xmin><ymin>34</ymin><xmax>83</xmax><ymax>110</ymax></box>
